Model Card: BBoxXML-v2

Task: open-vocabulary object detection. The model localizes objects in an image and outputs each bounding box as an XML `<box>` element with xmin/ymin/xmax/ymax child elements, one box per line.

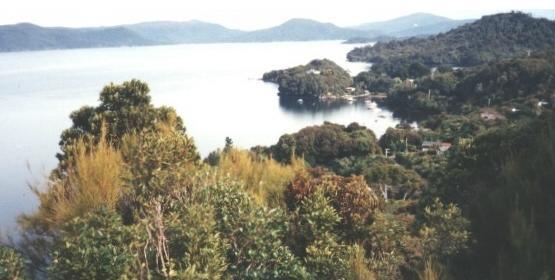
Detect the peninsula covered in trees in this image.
<box><xmin>262</xmin><ymin>59</ymin><xmax>358</xmax><ymax>101</ymax></box>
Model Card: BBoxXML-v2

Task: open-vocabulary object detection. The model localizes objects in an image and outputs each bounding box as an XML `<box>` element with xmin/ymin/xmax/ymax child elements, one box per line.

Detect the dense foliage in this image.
<box><xmin>269</xmin><ymin>122</ymin><xmax>381</xmax><ymax>166</ymax></box>
<box><xmin>348</xmin><ymin>12</ymin><xmax>555</xmax><ymax>67</ymax></box>
<box><xmin>262</xmin><ymin>59</ymin><xmax>354</xmax><ymax>100</ymax></box>
<box><xmin>429</xmin><ymin>112</ymin><xmax>555</xmax><ymax>279</ymax></box>
<box><xmin>0</xmin><ymin>245</ymin><xmax>26</xmax><ymax>280</ymax></box>
<box><xmin>380</xmin><ymin>50</ymin><xmax>555</xmax><ymax>124</ymax></box>
<box><xmin>17</xmin><ymin>81</ymin><xmax>473</xmax><ymax>280</ymax></box>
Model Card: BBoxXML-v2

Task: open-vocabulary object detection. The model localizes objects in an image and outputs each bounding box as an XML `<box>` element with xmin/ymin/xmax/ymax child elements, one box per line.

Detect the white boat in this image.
<box><xmin>297</xmin><ymin>98</ymin><xmax>303</xmax><ymax>104</ymax></box>
<box><xmin>366</xmin><ymin>101</ymin><xmax>378</xmax><ymax>110</ymax></box>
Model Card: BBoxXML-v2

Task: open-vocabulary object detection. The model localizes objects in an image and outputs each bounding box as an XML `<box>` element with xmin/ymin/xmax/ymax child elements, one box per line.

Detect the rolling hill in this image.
<box><xmin>350</xmin><ymin>13</ymin><xmax>474</xmax><ymax>40</ymax></box>
<box><xmin>347</xmin><ymin>12</ymin><xmax>555</xmax><ymax>67</ymax></box>
<box><xmin>124</xmin><ymin>20</ymin><xmax>245</xmax><ymax>44</ymax></box>
<box><xmin>231</xmin><ymin>18</ymin><xmax>380</xmax><ymax>42</ymax></box>
<box><xmin>0</xmin><ymin>23</ymin><xmax>154</xmax><ymax>52</ymax></box>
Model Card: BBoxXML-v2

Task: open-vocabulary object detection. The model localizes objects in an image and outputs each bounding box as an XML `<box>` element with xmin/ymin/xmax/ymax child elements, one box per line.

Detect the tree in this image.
<box><xmin>223</xmin><ymin>137</ymin><xmax>233</xmax><ymax>153</ymax></box>
<box><xmin>56</xmin><ymin>80</ymin><xmax>189</xmax><ymax>172</ymax></box>
<box><xmin>418</xmin><ymin>198</ymin><xmax>470</xmax><ymax>260</ymax></box>
<box><xmin>271</xmin><ymin>122</ymin><xmax>381</xmax><ymax>167</ymax></box>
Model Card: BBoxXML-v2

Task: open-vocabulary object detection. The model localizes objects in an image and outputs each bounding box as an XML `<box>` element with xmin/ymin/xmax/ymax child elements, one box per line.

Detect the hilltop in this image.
<box><xmin>0</xmin><ymin>23</ymin><xmax>154</xmax><ymax>52</ymax></box>
<box><xmin>124</xmin><ymin>20</ymin><xmax>244</xmax><ymax>44</ymax></box>
<box><xmin>232</xmin><ymin>18</ymin><xmax>378</xmax><ymax>42</ymax></box>
<box><xmin>347</xmin><ymin>12</ymin><xmax>555</xmax><ymax>67</ymax></box>
<box><xmin>353</xmin><ymin>13</ymin><xmax>472</xmax><ymax>38</ymax></box>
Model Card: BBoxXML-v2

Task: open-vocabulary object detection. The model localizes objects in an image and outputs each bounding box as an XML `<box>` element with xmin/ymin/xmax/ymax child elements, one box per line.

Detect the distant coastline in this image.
<box><xmin>0</xmin><ymin>13</ymin><xmax>477</xmax><ymax>53</ymax></box>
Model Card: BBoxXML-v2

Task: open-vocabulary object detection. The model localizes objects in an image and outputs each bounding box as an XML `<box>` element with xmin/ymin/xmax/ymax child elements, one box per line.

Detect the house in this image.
<box><xmin>480</xmin><ymin>109</ymin><xmax>506</xmax><ymax>121</ymax></box>
<box><xmin>404</xmin><ymin>79</ymin><xmax>416</xmax><ymax>89</ymax></box>
<box><xmin>306</xmin><ymin>69</ymin><xmax>321</xmax><ymax>75</ymax></box>
<box><xmin>422</xmin><ymin>141</ymin><xmax>440</xmax><ymax>152</ymax></box>
<box><xmin>439</xmin><ymin>142</ymin><xmax>452</xmax><ymax>153</ymax></box>
<box><xmin>422</xmin><ymin>141</ymin><xmax>452</xmax><ymax>154</ymax></box>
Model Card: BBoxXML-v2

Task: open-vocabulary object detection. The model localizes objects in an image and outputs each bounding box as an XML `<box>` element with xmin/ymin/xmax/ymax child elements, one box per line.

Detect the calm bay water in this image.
<box><xmin>0</xmin><ymin>41</ymin><xmax>399</xmax><ymax>231</ymax></box>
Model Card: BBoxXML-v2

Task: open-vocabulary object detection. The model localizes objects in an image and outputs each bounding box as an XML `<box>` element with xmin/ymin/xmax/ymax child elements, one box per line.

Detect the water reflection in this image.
<box><xmin>278</xmin><ymin>97</ymin><xmax>354</xmax><ymax>114</ymax></box>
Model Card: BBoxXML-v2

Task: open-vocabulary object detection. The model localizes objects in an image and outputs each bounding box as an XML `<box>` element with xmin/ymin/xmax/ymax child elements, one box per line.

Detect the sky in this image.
<box><xmin>2</xmin><ymin>0</ymin><xmax>554</xmax><ymax>29</ymax></box>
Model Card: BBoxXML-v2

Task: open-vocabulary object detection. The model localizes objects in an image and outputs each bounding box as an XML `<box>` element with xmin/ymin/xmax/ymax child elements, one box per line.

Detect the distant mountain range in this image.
<box><xmin>0</xmin><ymin>11</ymin><xmax>553</xmax><ymax>52</ymax></box>
<box><xmin>352</xmin><ymin>13</ymin><xmax>474</xmax><ymax>37</ymax></box>
<box><xmin>0</xmin><ymin>18</ymin><xmax>381</xmax><ymax>52</ymax></box>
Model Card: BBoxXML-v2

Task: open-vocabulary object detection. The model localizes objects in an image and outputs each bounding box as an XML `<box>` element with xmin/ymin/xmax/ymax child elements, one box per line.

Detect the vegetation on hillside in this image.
<box><xmin>378</xmin><ymin>51</ymin><xmax>555</xmax><ymax>121</ymax></box>
<box><xmin>348</xmin><ymin>12</ymin><xmax>555</xmax><ymax>68</ymax></box>
<box><xmin>10</xmin><ymin>80</ymin><xmax>474</xmax><ymax>279</ymax></box>
<box><xmin>428</xmin><ymin>112</ymin><xmax>555</xmax><ymax>279</ymax></box>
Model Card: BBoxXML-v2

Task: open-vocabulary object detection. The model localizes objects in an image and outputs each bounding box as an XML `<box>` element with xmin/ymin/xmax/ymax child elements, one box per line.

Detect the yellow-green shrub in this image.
<box><xmin>21</xmin><ymin>136</ymin><xmax>124</xmax><ymax>230</ymax></box>
<box><xmin>216</xmin><ymin>148</ymin><xmax>304</xmax><ymax>207</ymax></box>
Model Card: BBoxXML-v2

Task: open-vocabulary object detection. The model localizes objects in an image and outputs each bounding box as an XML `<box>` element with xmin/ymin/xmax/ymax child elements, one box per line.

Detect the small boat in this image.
<box><xmin>297</xmin><ymin>98</ymin><xmax>304</xmax><ymax>105</ymax></box>
<box><xmin>366</xmin><ymin>101</ymin><xmax>378</xmax><ymax>110</ymax></box>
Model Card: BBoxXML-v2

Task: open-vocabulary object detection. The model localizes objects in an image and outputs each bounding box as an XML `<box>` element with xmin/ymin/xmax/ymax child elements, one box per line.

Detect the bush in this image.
<box><xmin>20</xmin><ymin>134</ymin><xmax>124</xmax><ymax>231</ymax></box>
<box><xmin>120</xmin><ymin>128</ymin><xmax>199</xmax><ymax>219</ymax></box>
<box><xmin>0</xmin><ymin>245</ymin><xmax>26</xmax><ymax>280</ymax></box>
<box><xmin>201</xmin><ymin>183</ymin><xmax>309</xmax><ymax>279</ymax></box>
<box><xmin>286</xmin><ymin>169</ymin><xmax>382</xmax><ymax>241</ymax></box>
<box><xmin>166</xmin><ymin>203</ymin><xmax>228</xmax><ymax>279</ymax></box>
<box><xmin>48</xmin><ymin>208</ymin><xmax>138</xmax><ymax>279</ymax></box>
<box><xmin>418</xmin><ymin>198</ymin><xmax>470</xmax><ymax>260</ymax></box>
<box><xmin>215</xmin><ymin>148</ymin><xmax>304</xmax><ymax>207</ymax></box>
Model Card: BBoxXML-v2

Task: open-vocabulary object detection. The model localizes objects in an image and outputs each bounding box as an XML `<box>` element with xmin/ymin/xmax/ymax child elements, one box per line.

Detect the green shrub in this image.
<box><xmin>0</xmin><ymin>245</ymin><xmax>26</xmax><ymax>280</ymax></box>
<box><xmin>166</xmin><ymin>203</ymin><xmax>228</xmax><ymax>279</ymax></box>
<box><xmin>202</xmin><ymin>183</ymin><xmax>309</xmax><ymax>279</ymax></box>
<box><xmin>48</xmin><ymin>208</ymin><xmax>138</xmax><ymax>280</ymax></box>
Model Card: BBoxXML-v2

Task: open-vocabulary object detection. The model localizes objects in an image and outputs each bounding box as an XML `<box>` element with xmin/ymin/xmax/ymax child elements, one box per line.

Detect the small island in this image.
<box><xmin>262</xmin><ymin>59</ymin><xmax>365</xmax><ymax>102</ymax></box>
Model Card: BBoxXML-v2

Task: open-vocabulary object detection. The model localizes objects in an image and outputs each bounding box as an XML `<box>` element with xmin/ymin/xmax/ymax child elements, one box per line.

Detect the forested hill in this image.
<box><xmin>124</xmin><ymin>21</ymin><xmax>245</xmax><ymax>44</ymax></box>
<box><xmin>352</xmin><ymin>13</ymin><xmax>473</xmax><ymax>38</ymax></box>
<box><xmin>262</xmin><ymin>59</ymin><xmax>354</xmax><ymax>100</ymax></box>
<box><xmin>0</xmin><ymin>23</ymin><xmax>155</xmax><ymax>52</ymax></box>
<box><xmin>232</xmin><ymin>19</ymin><xmax>378</xmax><ymax>42</ymax></box>
<box><xmin>347</xmin><ymin>12</ymin><xmax>555</xmax><ymax>67</ymax></box>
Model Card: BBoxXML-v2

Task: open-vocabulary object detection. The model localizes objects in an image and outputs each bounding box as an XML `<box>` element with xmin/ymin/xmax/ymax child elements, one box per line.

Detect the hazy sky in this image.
<box><xmin>2</xmin><ymin>0</ymin><xmax>554</xmax><ymax>29</ymax></box>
